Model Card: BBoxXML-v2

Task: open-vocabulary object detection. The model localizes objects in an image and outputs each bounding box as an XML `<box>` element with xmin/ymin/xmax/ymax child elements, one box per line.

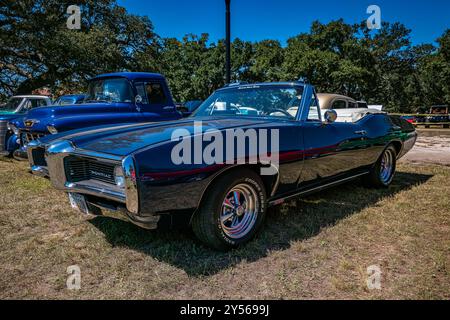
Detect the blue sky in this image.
<box><xmin>118</xmin><ymin>0</ymin><xmax>449</xmax><ymax>45</ymax></box>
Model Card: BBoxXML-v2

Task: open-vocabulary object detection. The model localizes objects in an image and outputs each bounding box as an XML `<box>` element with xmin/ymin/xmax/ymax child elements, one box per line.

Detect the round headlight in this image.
<box><xmin>115</xmin><ymin>166</ymin><xmax>125</xmax><ymax>188</ymax></box>
<box><xmin>47</xmin><ymin>125</ymin><xmax>58</xmax><ymax>134</ymax></box>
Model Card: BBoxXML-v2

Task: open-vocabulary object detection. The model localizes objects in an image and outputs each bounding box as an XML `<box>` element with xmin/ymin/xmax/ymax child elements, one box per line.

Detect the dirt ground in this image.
<box><xmin>400</xmin><ymin>129</ymin><xmax>450</xmax><ymax>166</ymax></box>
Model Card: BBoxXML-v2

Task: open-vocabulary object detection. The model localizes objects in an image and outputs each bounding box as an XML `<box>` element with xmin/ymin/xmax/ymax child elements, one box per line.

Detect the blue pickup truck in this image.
<box><xmin>10</xmin><ymin>72</ymin><xmax>183</xmax><ymax>159</ymax></box>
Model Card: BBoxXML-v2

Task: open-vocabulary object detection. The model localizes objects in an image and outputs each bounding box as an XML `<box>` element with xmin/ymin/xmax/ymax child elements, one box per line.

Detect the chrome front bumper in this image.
<box><xmin>45</xmin><ymin>140</ymin><xmax>139</xmax><ymax>215</ymax></box>
<box><xmin>27</xmin><ymin>140</ymin><xmax>48</xmax><ymax>176</ymax></box>
<box><xmin>31</xmin><ymin>165</ymin><xmax>49</xmax><ymax>177</ymax></box>
<box><xmin>13</xmin><ymin>147</ymin><xmax>28</xmax><ymax>161</ymax></box>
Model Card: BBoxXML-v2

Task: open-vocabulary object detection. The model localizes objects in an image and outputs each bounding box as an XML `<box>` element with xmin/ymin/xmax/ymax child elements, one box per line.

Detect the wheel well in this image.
<box><xmin>390</xmin><ymin>141</ymin><xmax>402</xmax><ymax>156</ymax></box>
<box><xmin>198</xmin><ymin>164</ymin><xmax>279</xmax><ymax>206</ymax></box>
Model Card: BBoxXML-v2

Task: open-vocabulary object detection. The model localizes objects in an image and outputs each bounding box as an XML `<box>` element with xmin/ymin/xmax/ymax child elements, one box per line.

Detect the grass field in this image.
<box><xmin>0</xmin><ymin>158</ymin><xmax>449</xmax><ymax>299</ymax></box>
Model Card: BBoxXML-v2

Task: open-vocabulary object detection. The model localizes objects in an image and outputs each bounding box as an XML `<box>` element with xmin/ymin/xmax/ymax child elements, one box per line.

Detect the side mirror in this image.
<box><xmin>324</xmin><ymin>110</ymin><xmax>338</xmax><ymax>123</ymax></box>
<box><xmin>176</xmin><ymin>105</ymin><xmax>189</xmax><ymax>113</ymax></box>
<box><xmin>134</xmin><ymin>95</ymin><xmax>143</xmax><ymax>112</ymax></box>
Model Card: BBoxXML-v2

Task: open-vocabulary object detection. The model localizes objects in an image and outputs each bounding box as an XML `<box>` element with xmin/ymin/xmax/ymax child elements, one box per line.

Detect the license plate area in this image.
<box><xmin>68</xmin><ymin>192</ymin><xmax>90</xmax><ymax>215</ymax></box>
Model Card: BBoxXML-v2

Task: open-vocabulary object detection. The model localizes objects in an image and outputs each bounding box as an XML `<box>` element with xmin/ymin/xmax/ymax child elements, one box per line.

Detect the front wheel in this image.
<box><xmin>191</xmin><ymin>169</ymin><xmax>267</xmax><ymax>250</ymax></box>
<box><xmin>363</xmin><ymin>145</ymin><xmax>397</xmax><ymax>188</ymax></box>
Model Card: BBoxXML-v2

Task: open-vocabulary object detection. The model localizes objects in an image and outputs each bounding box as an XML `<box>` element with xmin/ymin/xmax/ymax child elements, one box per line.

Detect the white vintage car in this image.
<box><xmin>317</xmin><ymin>93</ymin><xmax>384</xmax><ymax>122</ymax></box>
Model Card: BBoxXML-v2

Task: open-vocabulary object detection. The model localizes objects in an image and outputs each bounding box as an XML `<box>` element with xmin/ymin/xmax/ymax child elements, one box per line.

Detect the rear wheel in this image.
<box><xmin>363</xmin><ymin>145</ymin><xmax>397</xmax><ymax>188</ymax></box>
<box><xmin>191</xmin><ymin>169</ymin><xmax>267</xmax><ymax>250</ymax></box>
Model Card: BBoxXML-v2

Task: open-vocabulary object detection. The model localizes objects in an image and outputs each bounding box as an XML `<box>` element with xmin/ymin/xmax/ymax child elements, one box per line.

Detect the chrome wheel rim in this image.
<box><xmin>220</xmin><ymin>183</ymin><xmax>259</xmax><ymax>239</ymax></box>
<box><xmin>380</xmin><ymin>149</ymin><xmax>395</xmax><ymax>184</ymax></box>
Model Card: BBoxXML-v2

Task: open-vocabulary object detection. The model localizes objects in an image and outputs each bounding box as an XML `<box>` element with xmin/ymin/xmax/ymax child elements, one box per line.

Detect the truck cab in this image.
<box><xmin>10</xmin><ymin>72</ymin><xmax>182</xmax><ymax>159</ymax></box>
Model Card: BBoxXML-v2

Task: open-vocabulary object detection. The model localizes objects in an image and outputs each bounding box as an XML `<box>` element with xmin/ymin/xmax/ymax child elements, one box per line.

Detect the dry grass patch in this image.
<box><xmin>0</xmin><ymin>160</ymin><xmax>449</xmax><ymax>299</ymax></box>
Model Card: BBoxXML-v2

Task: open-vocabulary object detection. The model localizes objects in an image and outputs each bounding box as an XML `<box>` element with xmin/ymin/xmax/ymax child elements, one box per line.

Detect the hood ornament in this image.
<box><xmin>24</xmin><ymin>119</ymin><xmax>40</xmax><ymax>127</ymax></box>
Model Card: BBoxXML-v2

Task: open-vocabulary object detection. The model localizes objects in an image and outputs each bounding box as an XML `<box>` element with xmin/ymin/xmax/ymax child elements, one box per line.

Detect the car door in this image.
<box><xmin>134</xmin><ymin>80</ymin><xmax>179</xmax><ymax>121</ymax></box>
<box><xmin>299</xmin><ymin>93</ymin><xmax>371</xmax><ymax>186</ymax></box>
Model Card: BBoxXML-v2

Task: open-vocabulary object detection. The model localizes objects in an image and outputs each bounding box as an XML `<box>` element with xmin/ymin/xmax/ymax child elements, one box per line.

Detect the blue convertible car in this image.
<box><xmin>28</xmin><ymin>81</ymin><xmax>417</xmax><ymax>250</ymax></box>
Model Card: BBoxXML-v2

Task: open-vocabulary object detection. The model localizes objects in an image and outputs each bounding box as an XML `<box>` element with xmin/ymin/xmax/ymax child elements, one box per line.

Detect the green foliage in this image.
<box><xmin>0</xmin><ymin>0</ymin><xmax>159</xmax><ymax>97</ymax></box>
<box><xmin>0</xmin><ymin>1</ymin><xmax>449</xmax><ymax>112</ymax></box>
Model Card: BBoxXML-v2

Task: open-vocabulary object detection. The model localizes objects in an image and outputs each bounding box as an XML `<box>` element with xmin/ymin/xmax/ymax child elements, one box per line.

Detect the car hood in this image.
<box><xmin>0</xmin><ymin>111</ymin><xmax>23</xmax><ymax>121</ymax></box>
<box><xmin>18</xmin><ymin>102</ymin><xmax>130</xmax><ymax>130</ymax></box>
<box><xmin>52</xmin><ymin>117</ymin><xmax>276</xmax><ymax>157</ymax></box>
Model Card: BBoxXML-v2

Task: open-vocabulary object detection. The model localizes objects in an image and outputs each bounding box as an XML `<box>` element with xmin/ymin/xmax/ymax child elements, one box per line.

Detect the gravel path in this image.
<box><xmin>400</xmin><ymin>130</ymin><xmax>450</xmax><ymax>166</ymax></box>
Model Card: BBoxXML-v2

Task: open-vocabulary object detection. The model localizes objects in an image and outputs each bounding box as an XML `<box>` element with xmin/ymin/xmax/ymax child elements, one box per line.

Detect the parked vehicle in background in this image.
<box><xmin>357</xmin><ymin>101</ymin><xmax>368</xmax><ymax>108</ymax></box>
<box><xmin>0</xmin><ymin>95</ymin><xmax>52</xmax><ymax>156</ymax></box>
<box><xmin>31</xmin><ymin>81</ymin><xmax>417</xmax><ymax>250</ymax></box>
<box><xmin>10</xmin><ymin>72</ymin><xmax>183</xmax><ymax>160</ymax></box>
<box><xmin>53</xmin><ymin>94</ymin><xmax>86</xmax><ymax>106</ymax></box>
<box><xmin>317</xmin><ymin>93</ymin><xmax>384</xmax><ymax>122</ymax></box>
<box><xmin>401</xmin><ymin>115</ymin><xmax>416</xmax><ymax>124</ymax></box>
<box><xmin>368</xmin><ymin>105</ymin><xmax>383</xmax><ymax>111</ymax></box>
<box><xmin>426</xmin><ymin>105</ymin><xmax>450</xmax><ymax>124</ymax></box>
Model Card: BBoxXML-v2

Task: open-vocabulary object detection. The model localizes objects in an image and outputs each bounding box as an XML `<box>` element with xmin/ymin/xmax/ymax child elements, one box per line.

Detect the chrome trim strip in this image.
<box><xmin>27</xmin><ymin>139</ymin><xmax>42</xmax><ymax>166</ymax></box>
<box><xmin>31</xmin><ymin>165</ymin><xmax>49</xmax><ymax>177</ymax></box>
<box><xmin>122</xmin><ymin>155</ymin><xmax>139</xmax><ymax>214</ymax></box>
<box><xmin>13</xmin><ymin>149</ymin><xmax>28</xmax><ymax>161</ymax></box>
<box><xmin>268</xmin><ymin>171</ymin><xmax>369</xmax><ymax>205</ymax></box>
<box><xmin>65</xmin><ymin>182</ymin><xmax>126</xmax><ymax>203</ymax></box>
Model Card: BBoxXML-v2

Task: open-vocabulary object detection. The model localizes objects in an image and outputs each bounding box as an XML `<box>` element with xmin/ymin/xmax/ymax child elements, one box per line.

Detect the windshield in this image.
<box><xmin>193</xmin><ymin>85</ymin><xmax>304</xmax><ymax>119</ymax></box>
<box><xmin>0</xmin><ymin>97</ymin><xmax>22</xmax><ymax>112</ymax></box>
<box><xmin>54</xmin><ymin>97</ymin><xmax>76</xmax><ymax>106</ymax></box>
<box><xmin>85</xmin><ymin>78</ymin><xmax>133</xmax><ymax>103</ymax></box>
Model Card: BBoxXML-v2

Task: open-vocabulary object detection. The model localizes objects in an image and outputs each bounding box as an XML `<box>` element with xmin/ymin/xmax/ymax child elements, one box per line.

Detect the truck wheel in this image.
<box><xmin>363</xmin><ymin>145</ymin><xmax>397</xmax><ymax>188</ymax></box>
<box><xmin>192</xmin><ymin>169</ymin><xmax>267</xmax><ymax>250</ymax></box>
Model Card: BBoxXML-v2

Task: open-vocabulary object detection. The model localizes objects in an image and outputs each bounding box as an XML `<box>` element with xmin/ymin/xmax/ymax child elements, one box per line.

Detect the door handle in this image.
<box><xmin>163</xmin><ymin>106</ymin><xmax>175</xmax><ymax>111</ymax></box>
<box><xmin>354</xmin><ymin>130</ymin><xmax>367</xmax><ymax>135</ymax></box>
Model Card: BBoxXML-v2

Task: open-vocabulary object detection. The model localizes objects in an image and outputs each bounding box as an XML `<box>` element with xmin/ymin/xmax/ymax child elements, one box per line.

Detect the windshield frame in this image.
<box><xmin>85</xmin><ymin>77</ymin><xmax>135</xmax><ymax>104</ymax></box>
<box><xmin>192</xmin><ymin>84</ymin><xmax>305</xmax><ymax>121</ymax></box>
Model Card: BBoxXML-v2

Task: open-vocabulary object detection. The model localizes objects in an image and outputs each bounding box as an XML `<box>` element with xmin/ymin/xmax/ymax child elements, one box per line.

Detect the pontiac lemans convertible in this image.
<box><xmin>28</xmin><ymin>81</ymin><xmax>417</xmax><ymax>250</ymax></box>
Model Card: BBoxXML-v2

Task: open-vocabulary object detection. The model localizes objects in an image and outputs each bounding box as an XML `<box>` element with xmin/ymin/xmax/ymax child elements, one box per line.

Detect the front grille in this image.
<box><xmin>65</xmin><ymin>156</ymin><xmax>116</xmax><ymax>185</ymax></box>
<box><xmin>0</xmin><ymin>121</ymin><xmax>7</xmax><ymax>152</ymax></box>
<box><xmin>31</xmin><ymin>147</ymin><xmax>47</xmax><ymax>167</ymax></box>
<box><xmin>20</xmin><ymin>131</ymin><xmax>45</xmax><ymax>146</ymax></box>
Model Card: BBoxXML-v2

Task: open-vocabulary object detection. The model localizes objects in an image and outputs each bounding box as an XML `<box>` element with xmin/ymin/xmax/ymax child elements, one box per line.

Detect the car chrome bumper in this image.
<box><xmin>31</xmin><ymin>165</ymin><xmax>49</xmax><ymax>177</ymax></box>
<box><xmin>27</xmin><ymin>140</ymin><xmax>49</xmax><ymax>177</ymax></box>
<box><xmin>13</xmin><ymin>147</ymin><xmax>28</xmax><ymax>161</ymax></box>
<box><xmin>45</xmin><ymin>140</ymin><xmax>139</xmax><ymax>215</ymax></box>
<box><xmin>64</xmin><ymin>181</ymin><xmax>126</xmax><ymax>203</ymax></box>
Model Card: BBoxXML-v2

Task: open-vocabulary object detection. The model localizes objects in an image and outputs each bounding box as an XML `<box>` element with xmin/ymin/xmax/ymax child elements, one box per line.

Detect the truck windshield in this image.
<box><xmin>0</xmin><ymin>97</ymin><xmax>22</xmax><ymax>112</ymax></box>
<box><xmin>193</xmin><ymin>85</ymin><xmax>304</xmax><ymax>120</ymax></box>
<box><xmin>85</xmin><ymin>78</ymin><xmax>134</xmax><ymax>103</ymax></box>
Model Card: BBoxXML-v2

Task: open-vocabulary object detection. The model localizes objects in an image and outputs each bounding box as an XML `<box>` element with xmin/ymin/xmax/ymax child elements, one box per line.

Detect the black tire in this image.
<box><xmin>191</xmin><ymin>169</ymin><xmax>267</xmax><ymax>250</ymax></box>
<box><xmin>363</xmin><ymin>145</ymin><xmax>397</xmax><ymax>188</ymax></box>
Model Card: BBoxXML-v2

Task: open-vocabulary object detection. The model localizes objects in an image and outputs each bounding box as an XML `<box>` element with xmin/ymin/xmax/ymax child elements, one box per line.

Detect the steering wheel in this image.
<box><xmin>268</xmin><ymin>108</ymin><xmax>295</xmax><ymax>119</ymax></box>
